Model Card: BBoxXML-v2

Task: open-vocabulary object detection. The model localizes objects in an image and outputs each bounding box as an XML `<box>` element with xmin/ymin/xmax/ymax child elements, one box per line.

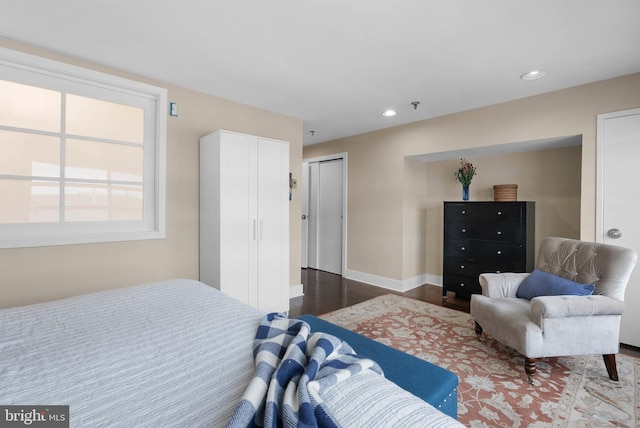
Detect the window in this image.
<box><xmin>0</xmin><ymin>47</ymin><xmax>166</xmax><ymax>248</ymax></box>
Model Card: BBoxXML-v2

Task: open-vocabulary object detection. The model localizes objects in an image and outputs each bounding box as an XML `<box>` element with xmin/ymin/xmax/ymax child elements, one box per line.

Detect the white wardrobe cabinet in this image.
<box><xmin>200</xmin><ymin>130</ymin><xmax>289</xmax><ymax>312</ymax></box>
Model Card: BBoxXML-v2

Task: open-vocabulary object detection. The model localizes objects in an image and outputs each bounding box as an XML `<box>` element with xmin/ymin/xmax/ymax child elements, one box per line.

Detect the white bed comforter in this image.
<box><xmin>0</xmin><ymin>279</ymin><xmax>264</xmax><ymax>427</ymax></box>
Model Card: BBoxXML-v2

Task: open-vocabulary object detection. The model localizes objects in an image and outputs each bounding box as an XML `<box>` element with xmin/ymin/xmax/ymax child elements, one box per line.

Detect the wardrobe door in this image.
<box><xmin>217</xmin><ymin>132</ymin><xmax>254</xmax><ymax>305</ymax></box>
<box><xmin>255</xmin><ymin>138</ymin><xmax>289</xmax><ymax>312</ymax></box>
<box><xmin>200</xmin><ymin>130</ymin><xmax>254</xmax><ymax>305</ymax></box>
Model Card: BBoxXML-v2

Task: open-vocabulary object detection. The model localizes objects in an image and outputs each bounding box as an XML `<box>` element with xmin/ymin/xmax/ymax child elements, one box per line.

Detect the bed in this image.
<box><xmin>0</xmin><ymin>279</ymin><xmax>462</xmax><ymax>427</ymax></box>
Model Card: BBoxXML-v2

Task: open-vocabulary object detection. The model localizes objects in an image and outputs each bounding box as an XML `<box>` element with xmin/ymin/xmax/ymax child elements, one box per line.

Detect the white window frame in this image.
<box><xmin>0</xmin><ymin>47</ymin><xmax>167</xmax><ymax>249</ymax></box>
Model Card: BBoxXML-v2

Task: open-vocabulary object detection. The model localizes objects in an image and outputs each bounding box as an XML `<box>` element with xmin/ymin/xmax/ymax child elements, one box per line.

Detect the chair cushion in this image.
<box><xmin>516</xmin><ymin>269</ymin><xmax>595</xmax><ymax>300</ymax></box>
<box><xmin>470</xmin><ymin>295</ymin><xmax>544</xmax><ymax>357</ymax></box>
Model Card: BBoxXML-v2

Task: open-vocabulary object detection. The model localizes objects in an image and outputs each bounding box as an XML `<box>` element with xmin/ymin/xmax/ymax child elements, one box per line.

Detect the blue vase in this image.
<box><xmin>462</xmin><ymin>185</ymin><xmax>469</xmax><ymax>201</ymax></box>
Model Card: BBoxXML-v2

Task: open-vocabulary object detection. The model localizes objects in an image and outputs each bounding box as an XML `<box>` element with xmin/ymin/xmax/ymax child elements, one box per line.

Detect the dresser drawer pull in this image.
<box><xmin>461</xmin><ymin>210</ymin><xmax>466</xmax><ymax>214</ymax></box>
<box><xmin>460</xmin><ymin>283</ymin><xmax>465</xmax><ymax>287</ymax></box>
<box><xmin>460</xmin><ymin>265</ymin><xmax>465</xmax><ymax>269</ymax></box>
<box><xmin>497</xmin><ymin>231</ymin><xmax>502</xmax><ymax>235</ymax></box>
<box><xmin>462</xmin><ymin>228</ymin><xmax>467</xmax><ymax>233</ymax></box>
<box><xmin>496</xmin><ymin>271</ymin><xmax>501</xmax><ymax>274</ymax></box>
<box><xmin>497</xmin><ymin>211</ymin><xmax>502</xmax><ymax>215</ymax></box>
<box><xmin>461</xmin><ymin>246</ymin><xmax>466</xmax><ymax>251</ymax></box>
<box><xmin>497</xmin><ymin>250</ymin><xmax>502</xmax><ymax>255</ymax></box>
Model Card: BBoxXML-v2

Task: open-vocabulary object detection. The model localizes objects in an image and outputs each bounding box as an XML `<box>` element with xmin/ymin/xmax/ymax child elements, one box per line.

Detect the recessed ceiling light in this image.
<box><xmin>520</xmin><ymin>70</ymin><xmax>546</xmax><ymax>81</ymax></box>
<box><xmin>382</xmin><ymin>109</ymin><xmax>397</xmax><ymax>117</ymax></box>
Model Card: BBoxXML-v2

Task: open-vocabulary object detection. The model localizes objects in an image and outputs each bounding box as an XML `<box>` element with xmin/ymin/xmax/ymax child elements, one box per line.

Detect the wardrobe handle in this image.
<box><xmin>253</xmin><ymin>220</ymin><xmax>257</xmax><ymax>240</ymax></box>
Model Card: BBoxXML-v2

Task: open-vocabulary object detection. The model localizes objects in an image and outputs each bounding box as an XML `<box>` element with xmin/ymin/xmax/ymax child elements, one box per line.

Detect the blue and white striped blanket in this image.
<box><xmin>226</xmin><ymin>313</ymin><xmax>383</xmax><ymax>428</ymax></box>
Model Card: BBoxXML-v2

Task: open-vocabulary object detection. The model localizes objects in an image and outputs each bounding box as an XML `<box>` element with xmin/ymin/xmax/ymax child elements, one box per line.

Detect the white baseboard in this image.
<box><xmin>422</xmin><ymin>273</ymin><xmax>443</xmax><ymax>287</ymax></box>
<box><xmin>289</xmin><ymin>283</ymin><xmax>304</xmax><ymax>298</ymax></box>
<box><xmin>344</xmin><ymin>269</ymin><xmax>443</xmax><ymax>293</ymax></box>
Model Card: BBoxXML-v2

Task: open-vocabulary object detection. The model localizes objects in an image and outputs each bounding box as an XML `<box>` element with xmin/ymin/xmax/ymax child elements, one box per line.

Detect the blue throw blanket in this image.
<box><xmin>226</xmin><ymin>313</ymin><xmax>383</xmax><ymax>428</ymax></box>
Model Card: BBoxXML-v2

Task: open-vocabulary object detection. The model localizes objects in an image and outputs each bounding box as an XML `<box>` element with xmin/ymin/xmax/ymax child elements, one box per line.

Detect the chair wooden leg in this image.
<box><xmin>524</xmin><ymin>357</ymin><xmax>536</xmax><ymax>384</ymax></box>
<box><xmin>474</xmin><ymin>321</ymin><xmax>483</xmax><ymax>341</ymax></box>
<box><xmin>603</xmin><ymin>354</ymin><xmax>619</xmax><ymax>381</ymax></box>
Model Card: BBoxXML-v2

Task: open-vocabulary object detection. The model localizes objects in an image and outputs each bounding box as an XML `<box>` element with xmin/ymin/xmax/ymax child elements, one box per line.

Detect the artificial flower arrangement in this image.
<box><xmin>455</xmin><ymin>158</ymin><xmax>476</xmax><ymax>187</ymax></box>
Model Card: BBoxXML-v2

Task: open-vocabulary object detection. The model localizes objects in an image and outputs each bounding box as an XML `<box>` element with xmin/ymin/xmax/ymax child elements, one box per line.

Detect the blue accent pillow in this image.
<box><xmin>516</xmin><ymin>269</ymin><xmax>596</xmax><ymax>300</ymax></box>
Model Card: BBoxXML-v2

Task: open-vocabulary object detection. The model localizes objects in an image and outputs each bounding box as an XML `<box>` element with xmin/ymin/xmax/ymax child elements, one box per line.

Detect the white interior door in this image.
<box><xmin>597</xmin><ymin>108</ymin><xmax>640</xmax><ymax>347</ymax></box>
<box><xmin>304</xmin><ymin>158</ymin><xmax>344</xmax><ymax>275</ymax></box>
<box><xmin>316</xmin><ymin>159</ymin><xmax>343</xmax><ymax>275</ymax></box>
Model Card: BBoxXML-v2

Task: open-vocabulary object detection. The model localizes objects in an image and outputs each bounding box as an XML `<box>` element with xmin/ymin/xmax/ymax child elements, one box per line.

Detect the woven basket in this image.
<box><xmin>493</xmin><ymin>184</ymin><xmax>518</xmax><ymax>201</ymax></box>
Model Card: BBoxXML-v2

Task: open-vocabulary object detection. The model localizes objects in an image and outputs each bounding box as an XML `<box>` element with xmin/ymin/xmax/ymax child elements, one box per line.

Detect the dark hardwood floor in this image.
<box><xmin>290</xmin><ymin>268</ymin><xmax>640</xmax><ymax>359</ymax></box>
<box><xmin>290</xmin><ymin>268</ymin><xmax>470</xmax><ymax>318</ymax></box>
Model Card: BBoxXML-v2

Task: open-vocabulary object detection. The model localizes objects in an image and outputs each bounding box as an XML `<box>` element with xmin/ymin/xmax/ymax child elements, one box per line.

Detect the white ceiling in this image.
<box><xmin>1</xmin><ymin>1</ymin><xmax>639</xmax><ymax>146</ymax></box>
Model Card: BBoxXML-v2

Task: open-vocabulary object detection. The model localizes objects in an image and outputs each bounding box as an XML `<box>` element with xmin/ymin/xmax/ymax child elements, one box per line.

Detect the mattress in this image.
<box><xmin>0</xmin><ymin>279</ymin><xmax>264</xmax><ymax>427</ymax></box>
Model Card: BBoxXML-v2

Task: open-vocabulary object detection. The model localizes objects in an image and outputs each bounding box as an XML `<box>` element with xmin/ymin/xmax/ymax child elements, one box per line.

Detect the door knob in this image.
<box><xmin>301</xmin><ymin>214</ymin><xmax>307</xmax><ymax>220</ymax></box>
<box><xmin>607</xmin><ymin>228</ymin><xmax>622</xmax><ymax>239</ymax></box>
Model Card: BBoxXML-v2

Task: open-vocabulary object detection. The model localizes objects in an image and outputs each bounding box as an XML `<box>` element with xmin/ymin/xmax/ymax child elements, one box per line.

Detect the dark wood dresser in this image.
<box><xmin>443</xmin><ymin>201</ymin><xmax>535</xmax><ymax>302</ymax></box>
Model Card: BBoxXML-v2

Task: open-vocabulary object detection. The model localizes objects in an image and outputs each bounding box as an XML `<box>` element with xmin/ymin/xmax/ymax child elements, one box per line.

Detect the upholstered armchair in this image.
<box><xmin>470</xmin><ymin>237</ymin><xmax>637</xmax><ymax>384</ymax></box>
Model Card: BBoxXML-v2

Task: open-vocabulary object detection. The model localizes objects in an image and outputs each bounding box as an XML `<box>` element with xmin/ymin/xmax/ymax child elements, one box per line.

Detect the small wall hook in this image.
<box><xmin>411</xmin><ymin>101</ymin><xmax>420</xmax><ymax>110</ymax></box>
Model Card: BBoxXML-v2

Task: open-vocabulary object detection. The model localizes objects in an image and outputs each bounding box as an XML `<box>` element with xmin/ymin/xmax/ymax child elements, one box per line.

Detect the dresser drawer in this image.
<box><xmin>446</xmin><ymin>239</ymin><xmax>524</xmax><ymax>263</ymax></box>
<box><xmin>445</xmin><ymin>222</ymin><xmax>522</xmax><ymax>242</ymax></box>
<box><xmin>443</xmin><ymin>274</ymin><xmax>481</xmax><ymax>296</ymax></box>
<box><xmin>445</xmin><ymin>202</ymin><xmax>523</xmax><ymax>223</ymax></box>
<box><xmin>443</xmin><ymin>257</ymin><xmax>521</xmax><ymax>278</ymax></box>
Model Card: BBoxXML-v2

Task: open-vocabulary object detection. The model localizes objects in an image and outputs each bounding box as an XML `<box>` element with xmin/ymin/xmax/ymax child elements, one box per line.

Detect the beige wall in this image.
<box><xmin>0</xmin><ymin>39</ymin><xmax>303</xmax><ymax>308</ymax></box>
<box><xmin>402</xmin><ymin>158</ymin><xmax>429</xmax><ymax>280</ymax></box>
<box><xmin>305</xmin><ymin>73</ymin><xmax>640</xmax><ymax>284</ymax></box>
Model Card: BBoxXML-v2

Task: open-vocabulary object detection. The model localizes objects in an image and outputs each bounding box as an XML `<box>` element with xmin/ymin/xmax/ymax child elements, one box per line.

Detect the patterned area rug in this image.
<box><xmin>319</xmin><ymin>294</ymin><xmax>639</xmax><ymax>427</ymax></box>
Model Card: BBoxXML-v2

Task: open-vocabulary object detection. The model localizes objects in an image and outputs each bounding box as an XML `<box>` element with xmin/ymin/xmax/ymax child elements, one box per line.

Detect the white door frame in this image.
<box><xmin>302</xmin><ymin>152</ymin><xmax>348</xmax><ymax>276</ymax></box>
<box><xmin>301</xmin><ymin>162</ymin><xmax>310</xmax><ymax>268</ymax></box>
